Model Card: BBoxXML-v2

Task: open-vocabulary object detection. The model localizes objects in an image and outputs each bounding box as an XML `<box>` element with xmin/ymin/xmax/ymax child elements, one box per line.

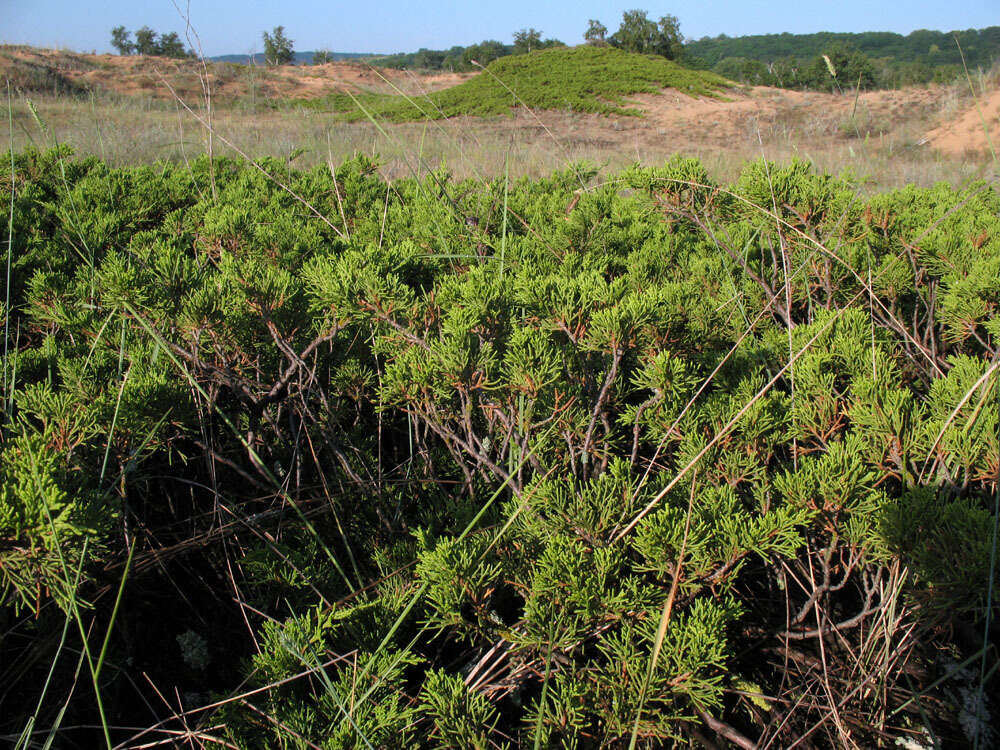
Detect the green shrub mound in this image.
<box><xmin>1</xmin><ymin>147</ymin><xmax>999</xmax><ymax>747</ymax></box>
<box><xmin>306</xmin><ymin>45</ymin><xmax>730</xmax><ymax>121</ymax></box>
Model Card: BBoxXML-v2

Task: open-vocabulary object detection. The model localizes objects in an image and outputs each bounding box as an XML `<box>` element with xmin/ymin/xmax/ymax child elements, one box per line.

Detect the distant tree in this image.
<box><xmin>513</xmin><ymin>28</ymin><xmax>543</xmax><ymax>54</ymax></box>
<box><xmin>770</xmin><ymin>56</ymin><xmax>805</xmax><ymax>88</ymax></box>
<box><xmin>262</xmin><ymin>25</ymin><xmax>295</xmax><ymax>66</ymax></box>
<box><xmin>312</xmin><ymin>49</ymin><xmax>334</xmax><ymax>65</ymax></box>
<box><xmin>806</xmin><ymin>43</ymin><xmax>876</xmax><ymax>91</ymax></box>
<box><xmin>110</xmin><ymin>26</ymin><xmax>135</xmax><ymax>55</ymax></box>
<box><xmin>712</xmin><ymin>56</ymin><xmax>774</xmax><ymax>85</ymax></box>
<box><xmin>462</xmin><ymin>40</ymin><xmax>507</xmax><ymax>67</ymax></box>
<box><xmin>134</xmin><ymin>26</ymin><xmax>158</xmax><ymax>56</ymax></box>
<box><xmin>584</xmin><ymin>19</ymin><xmax>608</xmax><ymax>44</ymax></box>
<box><xmin>609</xmin><ymin>10</ymin><xmax>659</xmax><ymax>54</ymax></box>
<box><xmin>110</xmin><ymin>25</ymin><xmax>192</xmax><ymax>58</ymax></box>
<box><xmin>156</xmin><ymin>31</ymin><xmax>189</xmax><ymax>59</ymax></box>
<box><xmin>413</xmin><ymin>48</ymin><xmax>446</xmax><ymax>68</ymax></box>
<box><xmin>889</xmin><ymin>59</ymin><xmax>935</xmax><ymax>87</ymax></box>
<box><xmin>654</xmin><ymin>14</ymin><xmax>684</xmax><ymax>60</ymax></box>
<box><xmin>609</xmin><ymin>10</ymin><xmax>684</xmax><ymax>60</ymax></box>
<box><xmin>443</xmin><ymin>45</ymin><xmax>466</xmax><ymax>71</ymax></box>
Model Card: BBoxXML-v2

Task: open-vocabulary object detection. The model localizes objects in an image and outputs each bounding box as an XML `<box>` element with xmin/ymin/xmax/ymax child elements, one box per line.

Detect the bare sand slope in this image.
<box><xmin>926</xmin><ymin>87</ymin><xmax>1000</xmax><ymax>156</ymax></box>
<box><xmin>0</xmin><ymin>45</ymin><xmax>472</xmax><ymax>102</ymax></box>
<box><xmin>624</xmin><ymin>85</ymin><xmax>946</xmax><ymax>149</ymax></box>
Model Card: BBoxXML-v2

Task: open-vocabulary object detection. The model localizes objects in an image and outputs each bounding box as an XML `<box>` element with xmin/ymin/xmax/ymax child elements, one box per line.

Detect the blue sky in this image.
<box><xmin>3</xmin><ymin>0</ymin><xmax>997</xmax><ymax>57</ymax></box>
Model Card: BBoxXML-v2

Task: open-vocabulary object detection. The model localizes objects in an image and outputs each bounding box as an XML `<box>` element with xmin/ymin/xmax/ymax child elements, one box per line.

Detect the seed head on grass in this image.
<box><xmin>822</xmin><ymin>54</ymin><xmax>838</xmax><ymax>79</ymax></box>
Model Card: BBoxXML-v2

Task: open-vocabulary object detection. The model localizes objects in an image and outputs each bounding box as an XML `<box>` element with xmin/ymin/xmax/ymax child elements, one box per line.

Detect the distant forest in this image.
<box><xmin>366</xmin><ymin>25</ymin><xmax>1000</xmax><ymax>91</ymax></box>
<box><xmin>686</xmin><ymin>27</ymin><xmax>1000</xmax><ymax>69</ymax></box>
<box><xmin>200</xmin><ymin>22</ymin><xmax>1000</xmax><ymax>93</ymax></box>
<box><xmin>685</xmin><ymin>26</ymin><xmax>1000</xmax><ymax>89</ymax></box>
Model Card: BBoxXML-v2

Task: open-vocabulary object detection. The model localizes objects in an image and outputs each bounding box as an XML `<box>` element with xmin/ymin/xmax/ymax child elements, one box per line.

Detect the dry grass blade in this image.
<box><xmin>3</xmin><ymin>80</ymin><xmax>13</xmax><ymax>430</ymax></box>
<box><xmin>627</xmin><ymin>471</ymin><xmax>697</xmax><ymax>750</ymax></box>
<box><xmin>954</xmin><ymin>34</ymin><xmax>997</xmax><ymax>163</ymax></box>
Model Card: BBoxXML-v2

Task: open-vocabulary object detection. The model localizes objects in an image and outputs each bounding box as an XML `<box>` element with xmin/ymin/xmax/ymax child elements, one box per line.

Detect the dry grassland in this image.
<box><xmin>2</xmin><ymin>45</ymin><xmax>997</xmax><ymax>189</ymax></box>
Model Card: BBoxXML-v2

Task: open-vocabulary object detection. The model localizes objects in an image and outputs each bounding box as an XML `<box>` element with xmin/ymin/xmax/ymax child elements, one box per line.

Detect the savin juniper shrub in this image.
<box><xmin>1</xmin><ymin>147</ymin><xmax>998</xmax><ymax>747</ymax></box>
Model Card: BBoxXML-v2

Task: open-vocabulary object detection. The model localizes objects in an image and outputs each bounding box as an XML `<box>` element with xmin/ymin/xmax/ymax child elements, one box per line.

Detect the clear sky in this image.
<box><xmin>3</xmin><ymin>0</ymin><xmax>997</xmax><ymax>57</ymax></box>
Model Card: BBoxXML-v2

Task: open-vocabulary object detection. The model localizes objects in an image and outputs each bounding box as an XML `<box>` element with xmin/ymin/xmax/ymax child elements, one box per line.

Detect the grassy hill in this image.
<box><xmin>304</xmin><ymin>45</ymin><xmax>730</xmax><ymax>121</ymax></box>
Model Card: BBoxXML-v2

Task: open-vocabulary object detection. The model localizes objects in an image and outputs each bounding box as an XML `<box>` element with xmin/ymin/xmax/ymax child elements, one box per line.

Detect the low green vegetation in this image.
<box><xmin>306</xmin><ymin>45</ymin><xmax>730</xmax><ymax>121</ymax></box>
<box><xmin>2</xmin><ymin>143</ymin><xmax>998</xmax><ymax>746</ymax></box>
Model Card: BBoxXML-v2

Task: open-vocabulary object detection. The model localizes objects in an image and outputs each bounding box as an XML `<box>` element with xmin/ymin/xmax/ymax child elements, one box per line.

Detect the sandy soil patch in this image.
<box><xmin>624</xmin><ymin>85</ymin><xmax>947</xmax><ymax>148</ymax></box>
<box><xmin>0</xmin><ymin>46</ymin><xmax>474</xmax><ymax>103</ymax></box>
<box><xmin>926</xmin><ymin>87</ymin><xmax>1000</xmax><ymax>156</ymax></box>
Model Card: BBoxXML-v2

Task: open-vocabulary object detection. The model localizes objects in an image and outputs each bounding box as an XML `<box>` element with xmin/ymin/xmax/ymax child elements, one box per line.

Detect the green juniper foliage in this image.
<box><xmin>301</xmin><ymin>45</ymin><xmax>728</xmax><ymax>121</ymax></box>
<box><xmin>0</xmin><ymin>146</ymin><xmax>998</xmax><ymax>747</ymax></box>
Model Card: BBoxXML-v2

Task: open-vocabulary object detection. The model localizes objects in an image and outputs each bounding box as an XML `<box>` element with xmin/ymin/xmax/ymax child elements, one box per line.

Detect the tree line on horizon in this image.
<box><xmin>108</xmin><ymin>13</ymin><xmax>1000</xmax><ymax>91</ymax></box>
<box><xmin>370</xmin><ymin>11</ymin><xmax>683</xmax><ymax>72</ymax></box>
<box><xmin>367</xmin><ymin>15</ymin><xmax>1000</xmax><ymax>90</ymax></box>
<box><xmin>110</xmin><ymin>25</ymin><xmax>194</xmax><ymax>59</ymax></box>
<box><xmin>106</xmin><ymin>11</ymin><xmax>680</xmax><ymax>72</ymax></box>
<box><xmin>686</xmin><ymin>25</ymin><xmax>1000</xmax><ymax>89</ymax></box>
